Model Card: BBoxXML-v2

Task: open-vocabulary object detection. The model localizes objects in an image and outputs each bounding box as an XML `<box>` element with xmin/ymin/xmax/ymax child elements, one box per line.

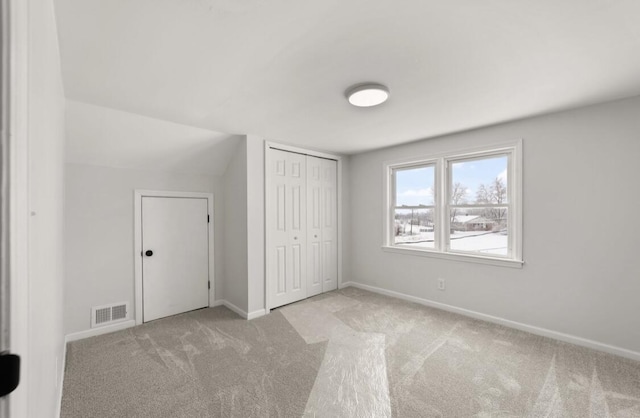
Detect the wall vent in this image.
<box><xmin>91</xmin><ymin>302</ymin><xmax>129</xmax><ymax>328</ymax></box>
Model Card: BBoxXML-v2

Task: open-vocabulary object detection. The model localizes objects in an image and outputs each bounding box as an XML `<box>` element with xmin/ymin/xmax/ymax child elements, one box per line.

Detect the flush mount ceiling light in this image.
<box><xmin>346</xmin><ymin>83</ymin><xmax>390</xmax><ymax>107</ymax></box>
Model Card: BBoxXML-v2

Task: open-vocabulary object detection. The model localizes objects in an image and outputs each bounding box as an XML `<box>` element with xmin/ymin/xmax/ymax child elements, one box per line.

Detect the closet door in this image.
<box><xmin>306</xmin><ymin>156</ymin><xmax>324</xmax><ymax>297</ymax></box>
<box><xmin>142</xmin><ymin>197</ymin><xmax>209</xmax><ymax>322</ymax></box>
<box><xmin>321</xmin><ymin>158</ymin><xmax>338</xmax><ymax>292</ymax></box>
<box><xmin>267</xmin><ymin>149</ymin><xmax>307</xmax><ymax>309</ymax></box>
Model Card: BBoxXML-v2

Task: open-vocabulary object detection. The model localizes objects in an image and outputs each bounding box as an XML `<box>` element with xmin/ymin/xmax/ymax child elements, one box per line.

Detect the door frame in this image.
<box><xmin>264</xmin><ymin>142</ymin><xmax>344</xmax><ymax>312</ymax></box>
<box><xmin>133</xmin><ymin>190</ymin><xmax>215</xmax><ymax>325</ymax></box>
<box><xmin>2</xmin><ymin>0</ymin><xmax>30</xmax><ymax>415</ymax></box>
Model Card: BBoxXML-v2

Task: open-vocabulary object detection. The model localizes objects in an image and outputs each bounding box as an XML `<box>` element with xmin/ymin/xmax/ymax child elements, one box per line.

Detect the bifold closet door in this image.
<box><xmin>320</xmin><ymin>158</ymin><xmax>338</xmax><ymax>292</ymax></box>
<box><xmin>306</xmin><ymin>156</ymin><xmax>323</xmax><ymax>297</ymax></box>
<box><xmin>267</xmin><ymin>149</ymin><xmax>308</xmax><ymax>309</ymax></box>
<box><xmin>307</xmin><ymin>156</ymin><xmax>338</xmax><ymax>296</ymax></box>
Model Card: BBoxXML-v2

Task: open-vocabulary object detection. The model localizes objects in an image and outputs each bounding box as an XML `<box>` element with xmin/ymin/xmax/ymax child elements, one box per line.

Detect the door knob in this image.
<box><xmin>294</xmin><ymin>237</ymin><xmax>298</xmax><ymax>240</ymax></box>
<box><xmin>145</xmin><ymin>250</ymin><xmax>153</xmax><ymax>256</ymax></box>
<box><xmin>314</xmin><ymin>235</ymin><xmax>318</xmax><ymax>238</ymax></box>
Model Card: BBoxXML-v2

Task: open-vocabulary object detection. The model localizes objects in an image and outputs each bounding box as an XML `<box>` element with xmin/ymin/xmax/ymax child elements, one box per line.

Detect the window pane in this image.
<box><xmin>450</xmin><ymin>208</ymin><xmax>508</xmax><ymax>255</ymax></box>
<box><xmin>395</xmin><ymin>165</ymin><xmax>435</xmax><ymax>206</ymax></box>
<box><xmin>394</xmin><ymin>208</ymin><xmax>435</xmax><ymax>249</ymax></box>
<box><xmin>451</xmin><ymin>155</ymin><xmax>508</xmax><ymax>205</ymax></box>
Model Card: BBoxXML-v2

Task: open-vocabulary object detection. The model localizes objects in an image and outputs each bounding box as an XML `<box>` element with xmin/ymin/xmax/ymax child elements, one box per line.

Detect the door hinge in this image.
<box><xmin>208</xmin><ymin>281</ymin><xmax>211</xmax><ymax>289</ymax></box>
<box><xmin>207</xmin><ymin>215</ymin><xmax>210</xmax><ymax>223</ymax></box>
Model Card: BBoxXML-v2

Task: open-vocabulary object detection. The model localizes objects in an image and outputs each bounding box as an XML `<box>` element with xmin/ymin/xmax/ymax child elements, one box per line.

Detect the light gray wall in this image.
<box><xmin>222</xmin><ymin>140</ymin><xmax>249</xmax><ymax>311</ymax></box>
<box><xmin>64</xmin><ymin>163</ymin><xmax>222</xmax><ymax>335</ymax></box>
<box><xmin>246</xmin><ymin>135</ymin><xmax>265</xmax><ymax>314</ymax></box>
<box><xmin>348</xmin><ymin>96</ymin><xmax>640</xmax><ymax>353</ymax></box>
<box><xmin>27</xmin><ymin>0</ymin><xmax>66</xmax><ymax>415</ymax></box>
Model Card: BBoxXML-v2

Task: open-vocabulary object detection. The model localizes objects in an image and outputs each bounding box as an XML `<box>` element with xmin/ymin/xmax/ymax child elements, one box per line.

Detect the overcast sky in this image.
<box><xmin>395</xmin><ymin>155</ymin><xmax>508</xmax><ymax>206</ymax></box>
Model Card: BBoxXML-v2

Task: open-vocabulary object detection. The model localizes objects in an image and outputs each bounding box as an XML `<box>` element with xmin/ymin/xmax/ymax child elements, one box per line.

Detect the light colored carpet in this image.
<box><xmin>61</xmin><ymin>287</ymin><xmax>640</xmax><ymax>417</ymax></box>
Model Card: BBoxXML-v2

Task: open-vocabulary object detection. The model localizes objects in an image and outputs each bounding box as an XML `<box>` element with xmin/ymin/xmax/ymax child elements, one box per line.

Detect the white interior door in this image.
<box><xmin>321</xmin><ymin>158</ymin><xmax>338</xmax><ymax>292</ymax></box>
<box><xmin>268</xmin><ymin>149</ymin><xmax>307</xmax><ymax>309</ymax></box>
<box><xmin>142</xmin><ymin>197</ymin><xmax>209</xmax><ymax>322</ymax></box>
<box><xmin>307</xmin><ymin>156</ymin><xmax>323</xmax><ymax>297</ymax></box>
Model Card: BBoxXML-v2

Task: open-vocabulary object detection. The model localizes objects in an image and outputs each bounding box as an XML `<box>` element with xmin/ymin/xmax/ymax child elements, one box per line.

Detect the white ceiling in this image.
<box><xmin>66</xmin><ymin>100</ymin><xmax>240</xmax><ymax>176</ymax></box>
<box><xmin>55</xmin><ymin>0</ymin><xmax>640</xmax><ymax>154</ymax></box>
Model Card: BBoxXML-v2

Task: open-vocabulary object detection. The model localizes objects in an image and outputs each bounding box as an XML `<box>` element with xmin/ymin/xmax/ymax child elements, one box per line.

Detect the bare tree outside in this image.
<box><xmin>450</xmin><ymin>182</ymin><xmax>468</xmax><ymax>223</ymax></box>
<box><xmin>476</xmin><ymin>177</ymin><xmax>507</xmax><ymax>224</ymax></box>
<box><xmin>398</xmin><ymin>154</ymin><xmax>511</xmax><ymax>255</ymax></box>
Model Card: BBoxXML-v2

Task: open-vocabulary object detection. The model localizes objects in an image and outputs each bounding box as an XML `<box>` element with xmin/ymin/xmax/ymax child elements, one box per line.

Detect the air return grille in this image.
<box><xmin>91</xmin><ymin>302</ymin><xmax>129</xmax><ymax>328</ymax></box>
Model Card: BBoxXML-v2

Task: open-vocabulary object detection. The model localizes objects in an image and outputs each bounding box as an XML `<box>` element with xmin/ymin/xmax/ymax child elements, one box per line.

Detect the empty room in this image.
<box><xmin>1</xmin><ymin>0</ymin><xmax>640</xmax><ymax>417</ymax></box>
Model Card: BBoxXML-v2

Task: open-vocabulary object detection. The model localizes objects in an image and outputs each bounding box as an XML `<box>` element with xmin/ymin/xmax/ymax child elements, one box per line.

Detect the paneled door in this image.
<box><xmin>306</xmin><ymin>156</ymin><xmax>338</xmax><ymax>295</ymax></box>
<box><xmin>142</xmin><ymin>197</ymin><xmax>209</xmax><ymax>322</ymax></box>
<box><xmin>267</xmin><ymin>149</ymin><xmax>308</xmax><ymax>309</ymax></box>
<box><xmin>321</xmin><ymin>158</ymin><xmax>338</xmax><ymax>292</ymax></box>
<box><xmin>306</xmin><ymin>156</ymin><xmax>324</xmax><ymax>297</ymax></box>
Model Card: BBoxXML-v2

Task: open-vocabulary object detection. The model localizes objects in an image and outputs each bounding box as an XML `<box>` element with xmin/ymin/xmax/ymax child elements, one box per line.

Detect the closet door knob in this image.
<box><xmin>294</xmin><ymin>236</ymin><xmax>298</xmax><ymax>240</ymax></box>
<box><xmin>145</xmin><ymin>250</ymin><xmax>154</xmax><ymax>257</ymax></box>
<box><xmin>314</xmin><ymin>235</ymin><xmax>318</xmax><ymax>238</ymax></box>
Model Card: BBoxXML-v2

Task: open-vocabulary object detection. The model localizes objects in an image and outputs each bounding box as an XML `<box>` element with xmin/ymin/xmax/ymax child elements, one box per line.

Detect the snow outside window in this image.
<box><xmin>386</xmin><ymin>142</ymin><xmax>522</xmax><ymax>266</ymax></box>
<box><xmin>393</xmin><ymin>164</ymin><xmax>436</xmax><ymax>249</ymax></box>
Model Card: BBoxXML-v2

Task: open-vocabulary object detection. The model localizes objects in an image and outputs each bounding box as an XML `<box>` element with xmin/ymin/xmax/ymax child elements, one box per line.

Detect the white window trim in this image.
<box><xmin>382</xmin><ymin>140</ymin><xmax>523</xmax><ymax>268</ymax></box>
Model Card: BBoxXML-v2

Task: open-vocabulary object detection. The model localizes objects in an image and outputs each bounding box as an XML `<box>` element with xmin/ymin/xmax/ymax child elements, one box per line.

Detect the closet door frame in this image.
<box><xmin>133</xmin><ymin>190</ymin><xmax>215</xmax><ymax>325</ymax></box>
<box><xmin>264</xmin><ymin>142</ymin><xmax>344</xmax><ymax>313</ymax></box>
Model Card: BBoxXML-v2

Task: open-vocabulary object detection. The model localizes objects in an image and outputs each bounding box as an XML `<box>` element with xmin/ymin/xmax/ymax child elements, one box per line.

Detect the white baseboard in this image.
<box><xmin>212</xmin><ymin>300</ymin><xmax>265</xmax><ymax>320</ymax></box>
<box><xmin>212</xmin><ymin>300</ymin><xmax>266</xmax><ymax>320</ymax></box>
<box><xmin>213</xmin><ymin>299</ymin><xmax>248</xmax><ymax>319</ymax></box>
<box><xmin>247</xmin><ymin>309</ymin><xmax>266</xmax><ymax>320</ymax></box>
<box><xmin>65</xmin><ymin>319</ymin><xmax>136</xmax><ymax>343</ymax></box>
<box><xmin>340</xmin><ymin>281</ymin><xmax>640</xmax><ymax>362</ymax></box>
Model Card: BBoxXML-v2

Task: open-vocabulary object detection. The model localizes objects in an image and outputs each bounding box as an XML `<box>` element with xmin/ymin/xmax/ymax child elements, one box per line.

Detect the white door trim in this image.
<box><xmin>264</xmin><ymin>142</ymin><xmax>343</xmax><ymax>312</ymax></box>
<box><xmin>133</xmin><ymin>190</ymin><xmax>215</xmax><ymax>325</ymax></box>
<box><xmin>3</xmin><ymin>0</ymin><xmax>30</xmax><ymax>415</ymax></box>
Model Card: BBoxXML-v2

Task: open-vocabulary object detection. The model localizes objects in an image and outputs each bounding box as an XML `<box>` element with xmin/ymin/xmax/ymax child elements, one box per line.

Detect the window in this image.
<box><xmin>393</xmin><ymin>164</ymin><xmax>436</xmax><ymax>249</ymax></box>
<box><xmin>385</xmin><ymin>141</ymin><xmax>522</xmax><ymax>267</ymax></box>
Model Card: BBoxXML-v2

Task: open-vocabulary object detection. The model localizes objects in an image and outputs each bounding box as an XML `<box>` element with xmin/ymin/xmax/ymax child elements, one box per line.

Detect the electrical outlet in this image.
<box><xmin>437</xmin><ymin>278</ymin><xmax>446</xmax><ymax>291</ymax></box>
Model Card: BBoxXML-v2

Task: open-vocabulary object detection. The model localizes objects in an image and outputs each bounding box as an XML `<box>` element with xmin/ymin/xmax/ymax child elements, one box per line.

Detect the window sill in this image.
<box><xmin>381</xmin><ymin>245</ymin><xmax>524</xmax><ymax>269</ymax></box>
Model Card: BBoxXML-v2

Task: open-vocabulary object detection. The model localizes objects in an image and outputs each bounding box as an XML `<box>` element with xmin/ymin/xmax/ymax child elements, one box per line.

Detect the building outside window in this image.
<box><xmin>385</xmin><ymin>140</ymin><xmax>522</xmax><ymax>267</ymax></box>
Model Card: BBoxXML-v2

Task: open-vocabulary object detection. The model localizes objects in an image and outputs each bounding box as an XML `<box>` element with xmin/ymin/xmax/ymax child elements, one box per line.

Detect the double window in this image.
<box><xmin>385</xmin><ymin>141</ymin><xmax>522</xmax><ymax>267</ymax></box>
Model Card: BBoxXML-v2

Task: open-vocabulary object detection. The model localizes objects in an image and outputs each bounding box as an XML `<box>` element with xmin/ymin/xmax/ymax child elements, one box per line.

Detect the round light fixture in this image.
<box><xmin>346</xmin><ymin>83</ymin><xmax>390</xmax><ymax>107</ymax></box>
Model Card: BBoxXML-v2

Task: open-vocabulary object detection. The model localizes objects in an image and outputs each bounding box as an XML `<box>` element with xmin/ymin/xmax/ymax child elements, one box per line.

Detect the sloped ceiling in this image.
<box><xmin>55</xmin><ymin>0</ymin><xmax>640</xmax><ymax>154</ymax></box>
<box><xmin>66</xmin><ymin>100</ymin><xmax>240</xmax><ymax>176</ymax></box>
